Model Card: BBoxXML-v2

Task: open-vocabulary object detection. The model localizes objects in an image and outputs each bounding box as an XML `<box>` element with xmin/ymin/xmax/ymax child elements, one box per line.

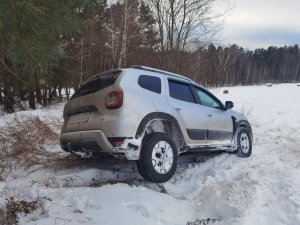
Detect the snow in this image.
<box><xmin>22</xmin><ymin>184</ymin><xmax>193</xmax><ymax>225</ymax></box>
<box><xmin>0</xmin><ymin>83</ymin><xmax>300</xmax><ymax>225</ymax></box>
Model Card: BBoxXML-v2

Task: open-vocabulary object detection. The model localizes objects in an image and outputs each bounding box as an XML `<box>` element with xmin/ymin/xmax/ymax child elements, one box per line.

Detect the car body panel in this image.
<box><xmin>165</xmin><ymin>87</ymin><xmax>207</xmax><ymax>145</ymax></box>
<box><xmin>60</xmin><ymin>66</ymin><xmax>252</xmax><ymax>160</ymax></box>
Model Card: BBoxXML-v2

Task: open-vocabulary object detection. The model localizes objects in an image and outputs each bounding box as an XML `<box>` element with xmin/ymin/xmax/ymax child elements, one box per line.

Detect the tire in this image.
<box><xmin>236</xmin><ymin>128</ymin><xmax>252</xmax><ymax>158</ymax></box>
<box><xmin>137</xmin><ymin>133</ymin><xmax>178</xmax><ymax>183</ymax></box>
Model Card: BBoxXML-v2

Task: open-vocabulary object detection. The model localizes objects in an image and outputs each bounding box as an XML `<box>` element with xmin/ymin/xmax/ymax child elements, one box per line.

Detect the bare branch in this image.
<box><xmin>0</xmin><ymin>58</ymin><xmax>26</xmax><ymax>84</ymax></box>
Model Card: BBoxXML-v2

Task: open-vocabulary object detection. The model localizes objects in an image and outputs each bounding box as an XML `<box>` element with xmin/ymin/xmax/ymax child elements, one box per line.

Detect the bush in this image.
<box><xmin>0</xmin><ymin>115</ymin><xmax>59</xmax><ymax>180</ymax></box>
<box><xmin>0</xmin><ymin>198</ymin><xmax>38</xmax><ymax>225</ymax></box>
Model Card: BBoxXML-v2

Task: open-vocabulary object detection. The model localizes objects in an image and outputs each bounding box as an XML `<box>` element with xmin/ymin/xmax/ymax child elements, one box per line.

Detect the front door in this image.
<box><xmin>166</xmin><ymin>79</ymin><xmax>207</xmax><ymax>145</ymax></box>
<box><xmin>192</xmin><ymin>86</ymin><xmax>234</xmax><ymax>145</ymax></box>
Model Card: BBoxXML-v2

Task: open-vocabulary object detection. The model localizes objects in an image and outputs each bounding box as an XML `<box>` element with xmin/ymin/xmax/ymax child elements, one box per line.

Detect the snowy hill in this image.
<box><xmin>0</xmin><ymin>84</ymin><xmax>299</xmax><ymax>225</ymax></box>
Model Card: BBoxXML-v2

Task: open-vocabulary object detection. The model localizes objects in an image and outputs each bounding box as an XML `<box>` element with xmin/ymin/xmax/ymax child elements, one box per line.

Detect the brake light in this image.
<box><xmin>105</xmin><ymin>89</ymin><xmax>123</xmax><ymax>109</ymax></box>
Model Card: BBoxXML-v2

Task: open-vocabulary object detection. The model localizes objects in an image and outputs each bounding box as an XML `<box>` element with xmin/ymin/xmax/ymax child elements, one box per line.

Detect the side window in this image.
<box><xmin>138</xmin><ymin>75</ymin><xmax>161</xmax><ymax>94</ymax></box>
<box><xmin>194</xmin><ymin>87</ymin><xmax>221</xmax><ymax>109</ymax></box>
<box><xmin>168</xmin><ymin>80</ymin><xmax>196</xmax><ymax>103</ymax></box>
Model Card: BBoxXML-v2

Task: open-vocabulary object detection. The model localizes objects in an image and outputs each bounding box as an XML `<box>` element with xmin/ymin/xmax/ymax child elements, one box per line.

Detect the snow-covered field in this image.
<box><xmin>0</xmin><ymin>83</ymin><xmax>299</xmax><ymax>225</ymax></box>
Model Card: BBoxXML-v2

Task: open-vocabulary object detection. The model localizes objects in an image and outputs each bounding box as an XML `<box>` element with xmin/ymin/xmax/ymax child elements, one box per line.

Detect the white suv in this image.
<box><xmin>61</xmin><ymin>65</ymin><xmax>252</xmax><ymax>182</ymax></box>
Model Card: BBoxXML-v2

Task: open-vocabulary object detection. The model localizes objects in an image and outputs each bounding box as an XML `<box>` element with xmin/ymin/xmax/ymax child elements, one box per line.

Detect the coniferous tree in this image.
<box><xmin>0</xmin><ymin>0</ymin><xmax>80</xmax><ymax>111</ymax></box>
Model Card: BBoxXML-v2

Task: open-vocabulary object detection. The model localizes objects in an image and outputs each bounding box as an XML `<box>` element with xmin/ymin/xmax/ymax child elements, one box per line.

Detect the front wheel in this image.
<box><xmin>236</xmin><ymin>128</ymin><xmax>252</xmax><ymax>158</ymax></box>
<box><xmin>137</xmin><ymin>133</ymin><xmax>178</xmax><ymax>183</ymax></box>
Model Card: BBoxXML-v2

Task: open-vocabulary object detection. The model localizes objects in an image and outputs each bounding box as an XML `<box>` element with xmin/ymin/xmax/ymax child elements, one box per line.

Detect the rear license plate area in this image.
<box><xmin>69</xmin><ymin>112</ymin><xmax>90</xmax><ymax>123</ymax></box>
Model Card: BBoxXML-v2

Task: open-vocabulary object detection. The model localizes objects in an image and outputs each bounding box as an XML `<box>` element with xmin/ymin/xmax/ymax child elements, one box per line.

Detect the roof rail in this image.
<box><xmin>130</xmin><ymin>65</ymin><xmax>192</xmax><ymax>82</ymax></box>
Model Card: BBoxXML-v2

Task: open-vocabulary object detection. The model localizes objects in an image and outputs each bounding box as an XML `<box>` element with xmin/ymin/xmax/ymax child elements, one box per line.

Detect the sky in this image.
<box><xmin>221</xmin><ymin>0</ymin><xmax>300</xmax><ymax>49</ymax></box>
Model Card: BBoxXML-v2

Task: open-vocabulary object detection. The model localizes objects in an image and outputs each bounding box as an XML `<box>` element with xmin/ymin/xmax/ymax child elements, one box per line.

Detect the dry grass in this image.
<box><xmin>0</xmin><ymin>114</ymin><xmax>87</xmax><ymax>223</ymax></box>
<box><xmin>0</xmin><ymin>112</ymin><xmax>137</xmax><ymax>223</ymax></box>
<box><xmin>186</xmin><ymin>218</ymin><xmax>222</xmax><ymax>225</ymax></box>
<box><xmin>0</xmin><ymin>197</ymin><xmax>39</xmax><ymax>225</ymax></box>
<box><xmin>0</xmin><ymin>115</ymin><xmax>61</xmax><ymax>179</ymax></box>
<box><xmin>0</xmin><ymin>113</ymin><xmax>100</xmax><ymax>180</ymax></box>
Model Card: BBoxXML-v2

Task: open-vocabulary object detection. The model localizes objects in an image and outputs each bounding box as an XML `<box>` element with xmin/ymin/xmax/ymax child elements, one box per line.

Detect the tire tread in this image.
<box><xmin>137</xmin><ymin>133</ymin><xmax>178</xmax><ymax>183</ymax></box>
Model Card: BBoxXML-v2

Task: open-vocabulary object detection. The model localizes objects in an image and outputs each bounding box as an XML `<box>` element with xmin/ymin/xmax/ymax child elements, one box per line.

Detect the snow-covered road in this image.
<box><xmin>1</xmin><ymin>84</ymin><xmax>300</xmax><ymax>225</ymax></box>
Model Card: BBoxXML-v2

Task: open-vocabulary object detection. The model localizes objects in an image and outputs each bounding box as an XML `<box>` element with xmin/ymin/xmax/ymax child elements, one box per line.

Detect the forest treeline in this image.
<box><xmin>0</xmin><ymin>0</ymin><xmax>299</xmax><ymax>113</ymax></box>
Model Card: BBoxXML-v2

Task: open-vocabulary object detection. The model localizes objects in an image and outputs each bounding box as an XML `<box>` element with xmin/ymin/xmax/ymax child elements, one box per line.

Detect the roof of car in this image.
<box><xmin>130</xmin><ymin>65</ymin><xmax>193</xmax><ymax>83</ymax></box>
<box><xmin>83</xmin><ymin>66</ymin><xmax>198</xmax><ymax>86</ymax></box>
<box><xmin>83</xmin><ymin>69</ymin><xmax>122</xmax><ymax>84</ymax></box>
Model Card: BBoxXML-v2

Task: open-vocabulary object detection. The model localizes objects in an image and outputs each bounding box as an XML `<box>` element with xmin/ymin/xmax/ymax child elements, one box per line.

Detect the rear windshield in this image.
<box><xmin>71</xmin><ymin>71</ymin><xmax>120</xmax><ymax>99</ymax></box>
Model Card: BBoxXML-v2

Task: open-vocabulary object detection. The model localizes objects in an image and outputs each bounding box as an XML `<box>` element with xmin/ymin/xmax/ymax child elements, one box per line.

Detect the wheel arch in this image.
<box><xmin>234</xmin><ymin>119</ymin><xmax>253</xmax><ymax>141</ymax></box>
<box><xmin>135</xmin><ymin>112</ymin><xmax>186</xmax><ymax>151</ymax></box>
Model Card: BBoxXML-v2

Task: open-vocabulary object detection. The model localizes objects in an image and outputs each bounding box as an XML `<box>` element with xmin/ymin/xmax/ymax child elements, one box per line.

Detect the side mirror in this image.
<box><xmin>225</xmin><ymin>101</ymin><xmax>234</xmax><ymax>110</ymax></box>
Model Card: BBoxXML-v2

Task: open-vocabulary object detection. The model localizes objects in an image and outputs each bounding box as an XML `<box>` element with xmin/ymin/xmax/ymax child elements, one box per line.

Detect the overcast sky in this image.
<box><xmin>221</xmin><ymin>0</ymin><xmax>300</xmax><ymax>49</ymax></box>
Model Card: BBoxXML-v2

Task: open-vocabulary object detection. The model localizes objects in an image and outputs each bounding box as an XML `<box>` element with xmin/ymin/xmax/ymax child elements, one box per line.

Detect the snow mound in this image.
<box><xmin>0</xmin><ymin>84</ymin><xmax>299</xmax><ymax>225</ymax></box>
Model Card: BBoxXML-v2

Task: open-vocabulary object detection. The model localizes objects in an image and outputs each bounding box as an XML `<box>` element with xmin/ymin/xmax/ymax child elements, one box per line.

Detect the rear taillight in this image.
<box><xmin>105</xmin><ymin>88</ymin><xmax>123</xmax><ymax>109</ymax></box>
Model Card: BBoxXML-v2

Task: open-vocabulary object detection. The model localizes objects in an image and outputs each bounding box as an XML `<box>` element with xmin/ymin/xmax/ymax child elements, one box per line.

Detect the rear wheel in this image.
<box><xmin>236</xmin><ymin>128</ymin><xmax>252</xmax><ymax>157</ymax></box>
<box><xmin>137</xmin><ymin>133</ymin><xmax>178</xmax><ymax>183</ymax></box>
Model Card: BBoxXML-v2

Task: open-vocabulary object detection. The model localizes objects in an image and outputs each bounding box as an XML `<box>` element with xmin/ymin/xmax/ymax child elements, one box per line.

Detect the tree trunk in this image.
<box><xmin>3</xmin><ymin>77</ymin><xmax>14</xmax><ymax>113</ymax></box>
<box><xmin>78</xmin><ymin>38</ymin><xmax>84</xmax><ymax>88</ymax></box>
<box><xmin>58</xmin><ymin>86</ymin><xmax>62</xmax><ymax>101</ymax></box>
<box><xmin>49</xmin><ymin>85</ymin><xmax>57</xmax><ymax>103</ymax></box>
<box><xmin>66</xmin><ymin>87</ymin><xmax>70</xmax><ymax>100</ymax></box>
<box><xmin>28</xmin><ymin>91</ymin><xmax>36</xmax><ymax>109</ymax></box>
<box><xmin>295</xmin><ymin>61</ymin><xmax>299</xmax><ymax>81</ymax></box>
<box><xmin>42</xmin><ymin>89</ymin><xmax>48</xmax><ymax>107</ymax></box>
<box><xmin>17</xmin><ymin>81</ymin><xmax>26</xmax><ymax>101</ymax></box>
<box><xmin>3</xmin><ymin>88</ymin><xmax>14</xmax><ymax>113</ymax></box>
<box><xmin>118</xmin><ymin>0</ymin><xmax>129</xmax><ymax>68</ymax></box>
<box><xmin>0</xmin><ymin>89</ymin><xmax>4</xmax><ymax>105</ymax></box>
<box><xmin>34</xmin><ymin>74</ymin><xmax>42</xmax><ymax>105</ymax></box>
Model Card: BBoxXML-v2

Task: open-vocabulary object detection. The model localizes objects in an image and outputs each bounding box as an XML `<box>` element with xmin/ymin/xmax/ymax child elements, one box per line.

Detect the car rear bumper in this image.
<box><xmin>60</xmin><ymin>130</ymin><xmax>114</xmax><ymax>154</ymax></box>
<box><xmin>60</xmin><ymin>130</ymin><xmax>141</xmax><ymax>160</ymax></box>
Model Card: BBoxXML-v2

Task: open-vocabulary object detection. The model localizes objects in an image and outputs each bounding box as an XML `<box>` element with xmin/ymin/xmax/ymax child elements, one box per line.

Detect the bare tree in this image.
<box><xmin>147</xmin><ymin>0</ymin><xmax>229</xmax><ymax>70</ymax></box>
<box><xmin>118</xmin><ymin>0</ymin><xmax>132</xmax><ymax>68</ymax></box>
<box><xmin>213</xmin><ymin>46</ymin><xmax>236</xmax><ymax>85</ymax></box>
<box><xmin>108</xmin><ymin>0</ymin><xmax>141</xmax><ymax>69</ymax></box>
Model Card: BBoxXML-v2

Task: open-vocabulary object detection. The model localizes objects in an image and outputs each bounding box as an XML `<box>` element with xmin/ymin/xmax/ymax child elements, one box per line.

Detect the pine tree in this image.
<box><xmin>0</xmin><ymin>0</ymin><xmax>81</xmax><ymax>111</ymax></box>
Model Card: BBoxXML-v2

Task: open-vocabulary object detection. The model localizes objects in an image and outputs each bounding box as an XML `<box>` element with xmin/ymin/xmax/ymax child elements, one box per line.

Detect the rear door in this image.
<box><xmin>166</xmin><ymin>79</ymin><xmax>207</xmax><ymax>145</ymax></box>
<box><xmin>192</xmin><ymin>86</ymin><xmax>233</xmax><ymax>145</ymax></box>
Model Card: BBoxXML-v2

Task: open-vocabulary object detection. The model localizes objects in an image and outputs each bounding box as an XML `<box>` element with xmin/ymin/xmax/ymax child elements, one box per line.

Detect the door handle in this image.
<box><xmin>207</xmin><ymin>114</ymin><xmax>213</xmax><ymax>118</ymax></box>
<box><xmin>175</xmin><ymin>107</ymin><xmax>182</xmax><ymax>111</ymax></box>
